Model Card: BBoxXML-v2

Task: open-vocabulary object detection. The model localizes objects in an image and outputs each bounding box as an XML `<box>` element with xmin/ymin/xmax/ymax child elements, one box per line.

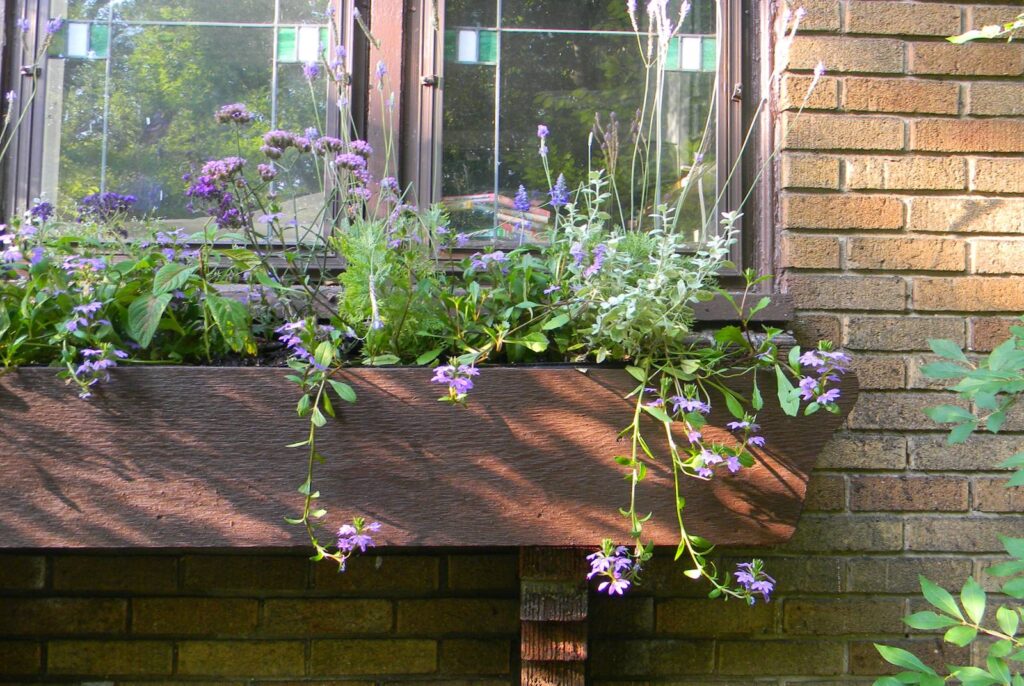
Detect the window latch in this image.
<box><xmin>731</xmin><ymin>83</ymin><xmax>742</xmax><ymax>102</ymax></box>
<box><xmin>421</xmin><ymin>75</ymin><xmax>439</xmax><ymax>87</ymax></box>
<box><xmin>20</xmin><ymin>65</ymin><xmax>41</xmax><ymax>78</ymax></box>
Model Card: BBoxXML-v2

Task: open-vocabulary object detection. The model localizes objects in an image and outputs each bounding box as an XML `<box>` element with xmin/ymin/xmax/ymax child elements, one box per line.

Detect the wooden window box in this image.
<box><xmin>0</xmin><ymin>365</ymin><xmax>856</xmax><ymax>549</ymax></box>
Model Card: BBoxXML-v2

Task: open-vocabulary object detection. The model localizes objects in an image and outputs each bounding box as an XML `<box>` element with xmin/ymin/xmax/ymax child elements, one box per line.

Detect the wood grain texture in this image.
<box><xmin>0</xmin><ymin>366</ymin><xmax>857</xmax><ymax>548</ymax></box>
<box><xmin>522</xmin><ymin>662</ymin><xmax>585</xmax><ymax>686</ymax></box>
<box><xmin>521</xmin><ymin>622</ymin><xmax>588</xmax><ymax>661</ymax></box>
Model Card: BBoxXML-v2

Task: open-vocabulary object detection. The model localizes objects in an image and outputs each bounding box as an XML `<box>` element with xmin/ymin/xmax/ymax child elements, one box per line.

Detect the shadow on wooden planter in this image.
<box><xmin>0</xmin><ymin>366</ymin><xmax>857</xmax><ymax>549</ymax></box>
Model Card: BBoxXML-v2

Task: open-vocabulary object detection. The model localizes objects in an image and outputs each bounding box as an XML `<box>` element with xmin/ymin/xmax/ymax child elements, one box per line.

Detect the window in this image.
<box><xmin>4</xmin><ymin>0</ymin><xmax>771</xmax><ymax>282</ymax></box>
<box><xmin>395</xmin><ymin>0</ymin><xmax>766</xmax><ymax>279</ymax></box>
<box><xmin>4</xmin><ymin>0</ymin><xmax>345</xmax><ymax>228</ymax></box>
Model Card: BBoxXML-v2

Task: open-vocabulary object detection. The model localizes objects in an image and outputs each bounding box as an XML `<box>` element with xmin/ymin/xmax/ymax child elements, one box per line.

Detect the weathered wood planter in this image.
<box><xmin>0</xmin><ymin>366</ymin><xmax>857</xmax><ymax>549</ymax></box>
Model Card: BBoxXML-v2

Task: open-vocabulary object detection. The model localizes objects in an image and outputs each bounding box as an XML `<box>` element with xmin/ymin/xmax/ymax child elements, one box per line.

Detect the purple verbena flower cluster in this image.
<box><xmin>77</xmin><ymin>192</ymin><xmax>136</xmax><ymax>222</ymax></box>
<box><xmin>27</xmin><ymin>201</ymin><xmax>54</xmax><ymax>224</ymax></box>
<box><xmin>214</xmin><ymin>103</ymin><xmax>254</xmax><ymax>125</ymax></box>
<box><xmin>587</xmin><ymin>545</ymin><xmax>639</xmax><ymax>596</ymax></box>
<box><xmin>185</xmin><ymin>156</ymin><xmax>248</xmax><ymax>228</ymax></box>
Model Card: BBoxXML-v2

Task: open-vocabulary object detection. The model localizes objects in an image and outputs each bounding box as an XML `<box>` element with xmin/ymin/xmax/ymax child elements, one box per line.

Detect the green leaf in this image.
<box><xmin>904</xmin><ymin>611</ymin><xmax>959</xmax><ymax>630</ymax></box>
<box><xmin>127</xmin><ymin>293</ymin><xmax>172</xmax><ymax>348</ymax></box>
<box><xmin>415</xmin><ymin>348</ymin><xmax>444</xmax><ymax>366</ymax></box>
<box><xmin>542</xmin><ymin>313</ymin><xmax>571</xmax><ymax>330</ymax></box>
<box><xmin>751</xmin><ymin>378</ymin><xmax>764</xmax><ymax>411</ymax></box>
<box><xmin>949</xmin><ymin>421</ymin><xmax>977</xmax><ymax>444</ymax></box>
<box><xmin>1001</xmin><ymin>536</ymin><xmax>1024</xmax><ymax>560</ymax></box>
<box><xmin>311</xmin><ymin>407</ymin><xmax>327</xmax><ymax>427</ymax></box>
<box><xmin>929</xmin><ymin>338</ymin><xmax>969</xmax><ymax>363</ymax></box>
<box><xmin>945</xmin><ymin>625</ymin><xmax>979</xmax><ymax>647</ymax></box>
<box><xmin>961</xmin><ymin>577</ymin><xmax>986</xmax><ymax>624</ymax></box>
<box><xmin>365</xmin><ymin>354</ymin><xmax>400</xmax><ymax>366</ymax></box>
<box><xmin>1001</xmin><ymin>578</ymin><xmax>1024</xmax><ymax>599</ymax></box>
<box><xmin>508</xmin><ymin>331</ymin><xmax>549</xmax><ymax>353</ymax></box>
<box><xmin>920</xmin><ymin>361</ymin><xmax>969</xmax><ymax>379</ymax></box>
<box><xmin>921</xmin><ymin>576</ymin><xmax>964</xmax><ymax>619</ymax></box>
<box><xmin>924</xmin><ymin>405</ymin><xmax>975</xmax><ymax>424</ymax></box>
<box><xmin>788</xmin><ymin>346</ymin><xmax>802</xmax><ymax>368</ymax></box>
<box><xmin>1007</xmin><ymin>471</ymin><xmax>1024</xmax><ymax>488</ymax></box>
<box><xmin>328</xmin><ymin>379</ymin><xmax>357</xmax><ymax>404</ymax></box>
<box><xmin>997</xmin><ymin>606</ymin><xmax>1019</xmax><ymax>637</ymax></box>
<box><xmin>152</xmin><ymin>261</ymin><xmax>198</xmax><ymax>295</ymax></box>
<box><xmin>775</xmin><ymin>365</ymin><xmax>800</xmax><ymax>416</ymax></box>
<box><xmin>625</xmin><ymin>366</ymin><xmax>647</xmax><ymax>383</ymax></box>
<box><xmin>714</xmin><ymin>325</ymin><xmax>746</xmax><ymax>347</ymax></box>
<box><xmin>217</xmin><ymin>247</ymin><xmax>263</xmax><ymax>270</ymax></box>
<box><xmin>748</xmin><ymin>296</ymin><xmax>771</xmax><ymax>317</ymax></box>
<box><xmin>314</xmin><ymin>341</ymin><xmax>335</xmax><ymax>370</ymax></box>
<box><xmin>874</xmin><ymin>644</ymin><xmax>937</xmax><ymax>675</ymax></box>
<box><xmin>872</xmin><ymin>678</ymin><xmax>906</xmax><ymax>686</ymax></box>
<box><xmin>999</xmin><ymin>453</ymin><xmax>1024</xmax><ymax>469</ymax></box>
<box><xmin>0</xmin><ymin>307</ymin><xmax>10</xmax><ymax>338</ymax></box>
<box><xmin>724</xmin><ymin>392</ymin><xmax>744</xmax><ymax>419</ymax></box>
<box><xmin>642</xmin><ymin>404</ymin><xmax>672</xmax><ymax>423</ymax></box>
<box><xmin>205</xmin><ymin>294</ymin><xmax>254</xmax><ymax>353</ymax></box>
<box><xmin>988</xmin><ymin>656</ymin><xmax>1011</xmax><ymax>686</ymax></box>
<box><xmin>952</xmin><ymin>667</ymin><xmax>998</xmax><ymax>686</ymax></box>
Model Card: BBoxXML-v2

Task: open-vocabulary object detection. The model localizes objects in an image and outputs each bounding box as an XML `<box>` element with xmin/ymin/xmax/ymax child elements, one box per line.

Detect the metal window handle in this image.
<box><xmin>421</xmin><ymin>75</ymin><xmax>438</xmax><ymax>87</ymax></box>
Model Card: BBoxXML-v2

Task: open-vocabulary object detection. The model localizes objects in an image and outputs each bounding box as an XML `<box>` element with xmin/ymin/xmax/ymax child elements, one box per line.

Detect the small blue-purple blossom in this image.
<box><xmin>337</xmin><ymin>520</ymin><xmax>380</xmax><ymax>553</ymax></box>
<box><xmin>303</xmin><ymin>61</ymin><xmax>321</xmax><ymax>81</ymax></box>
<box><xmin>45</xmin><ymin>17</ymin><xmax>63</xmax><ymax>34</ymax></box>
<box><xmin>569</xmin><ymin>242</ymin><xmax>585</xmax><ymax>266</ymax></box>
<box><xmin>583</xmin><ymin>243</ymin><xmax>608</xmax><ymax>278</ymax></box>
<box><xmin>276</xmin><ymin>320</ymin><xmax>336</xmax><ymax>370</ymax></box>
<box><xmin>514</xmin><ymin>185</ymin><xmax>530</xmax><ymax>213</ymax></box>
<box><xmin>214</xmin><ymin>103</ymin><xmax>254</xmax><ymax>125</ymax></box>
<box><xmin>470</xmin><ymin>250</ymin><xmax>508</xmax><ymax>271</ymax></box>
<box><xmin>77</xmin><ymin>191</ymin><xmax>136</xmax><ymax>222</ymax></box>
<box><xmin>549</xmin><ymin>174</ymin><xmax>569</xmax><ymax>208</ymax></box>
<box><xmin>15</xmin><ymin>17</ymin><xmax>30</xmax><ymax>32</ymax></box>
<box><xmin>670</xmin><ymin>396</ymin><xmax>711</xmax><ymax>415</ymax></box>
<box><xmin>28</xmin><ymin>201</ymin><xmax>53</xmax><ymax>223</ymax></box>
<box><xmin>735</xmin><ymin>561</ymin><xmax>775</xmax><ymax>604</ymax></box>
<box><xmin>431</xmin><ymin>363</ymin><xmax>480</xmax><ymax>400</ymax></box>
<box><xmin>587</xmin><ymin>545</ymin><xmax>638</xmax><ymax>596</ymax></box>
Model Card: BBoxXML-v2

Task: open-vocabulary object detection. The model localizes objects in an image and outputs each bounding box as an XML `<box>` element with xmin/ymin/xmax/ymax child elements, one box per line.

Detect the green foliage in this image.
<box><xmin>874</xmin><ymin>326</ymin><xmax>1024</xmax><ymax>685</ymax></box>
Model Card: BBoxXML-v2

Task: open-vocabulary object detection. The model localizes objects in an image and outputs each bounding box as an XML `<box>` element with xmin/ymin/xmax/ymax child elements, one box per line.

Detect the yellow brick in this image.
<box><xmin>912</xmin><ymin>120</ymin><xmax>1024</xmax><ymax>154</ymax></box>
<box><xmin>783</xmin><ymin>194</ymin><xmax>904</xmax><ymax>230</ymax></box>
<box><xmin>914</xmin><ymin>277</ymin><xmax>1024</xmax><ymax>312</ymax></box>
<box><xmin>847</xmin><ymin>237</ymin><xmax>965</xmax><ymax>272</ymax></box>
<box><xmin>846</xmin><ymin>156</ymin><xmax>966</xmax><ymax>191</ymax></box>
<box><xmin>911</xmin><ymin>42</ymin><xmax>1024</xmax><ymax>76</ymax></box>
<box><xmin>909</xmin><ymin>198</ymin><xmax>1024</xmax><ymax>234</ymax></box>
<box><xmin>972</xmin><ymin>240</ymin><xmax>1024</xmax><ymax>275</ymax></box>
<box><xmin>784</xmin><ymin>113</ymin><xmax>904</xmax><ymax>151</ymax></box>
<box><xmin>973</xmin><ymin>159</ymin><xmax>1024</xmax><ymax>194</ymax></box>
<box><xmin>789</xmin><ymin>36</ymin><xmax>905</xmax><ymax>73</ymax></box>
<box><xmin>843</xmin><ymin>77</ymin><xmax>959</xmax><ymax>115</ymax></box>
<box><xmin>781</xmin><ymin>154</ymin><xmax>841</xmax><ymax>189</ymax></box>
<box><xmin>782</xmin><ymin>235</ymin><xmax>842</xmax><ymax>269</ymax></box>
<box><xmin>969</xmin><ymin>82</ymin><xmax>1024</xmax><ymax>116</ymax></box>
<box><xmin>847</xmin><ymin>1</ymin><xmax>961</xmax><ymax>36</ymax></box>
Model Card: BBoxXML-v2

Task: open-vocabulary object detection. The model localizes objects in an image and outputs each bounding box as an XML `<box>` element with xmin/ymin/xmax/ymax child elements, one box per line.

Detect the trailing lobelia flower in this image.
<box><xmin>791</xmin><ymin>344</ymin><xmax>851</xmax><ymax>414</ymax></box>
<box><xmin>734</xmin><ymin>559</ymin><xmax>775</xmax><ymax>605</ymax></box>
<box><xmin>336</xmin><ymin>518</ymin><xmax>382</xmax><ymax>568</ymax></box>
<box><xmin>431</xmin><ymin>362</ymin><xmax>480</xmax><ymax>404</ymax></box>
<box><xmin>280</xmin><ymin>318</ymin><xmax>363</xmax><ymax>573</ymax></box>
<box><xmin>67</xmin><ymin>346</ymin><xmax>129</xmax><ymax>399</ymax></box>
<box><xmin>587</xmin><ymin>540</ymin><xmax>644</xmax><ymax>595</ymax></box>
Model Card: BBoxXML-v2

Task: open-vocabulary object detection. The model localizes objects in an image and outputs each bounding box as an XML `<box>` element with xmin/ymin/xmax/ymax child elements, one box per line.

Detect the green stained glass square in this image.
<box><xmin>90</xmin><ymin>24</ymin><xmax>109</xmax><ymax>58</ymax></box>
<box><xmin>320</xmin><ymin>27</ymin><xmax>329</xmax><ymax>57</ymax></box>
<box><xmin>478</xmin><ymin>30</ymin><xmax>497</xmax><ymax>64</ymax></box>
<box><xmin>277</xmin><ymin>27</ymin><xmax>298</xmax><ymax>62</ymax></box>
<box><xmin>665</xmin><ymin>37</ymin><xmax>680</xmax><ymax>70</ymax></box>
<box><xmin>444</xmin><ymin>30</ymin><xmax>457</xmax><ymax>62</ymax></box>
<box><xmin>701</xmin><ymin>37</ymin><xmax>716</xmax><ymax>72</ymax></box>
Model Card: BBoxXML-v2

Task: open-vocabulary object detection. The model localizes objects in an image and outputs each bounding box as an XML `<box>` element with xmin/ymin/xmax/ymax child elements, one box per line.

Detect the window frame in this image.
<box><xmin>386</xmin><ymin>0</ymin><xmax>778</xmax><ymax>290</ymax></box>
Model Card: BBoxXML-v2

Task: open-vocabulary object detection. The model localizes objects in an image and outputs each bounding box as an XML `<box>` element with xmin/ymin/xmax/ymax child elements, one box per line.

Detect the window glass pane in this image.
<box><xmin>441</xmin><ymin>62</ymin><xmax>497</xmax><ymax>236</ymax></box>
<box><xmin>281</xmin><ymin>0</ymin><xmax>332</xmax><ymax>23</ymax></box>
<box><xmin>44</xmin><ymin>23</ymin><xmax>274</xmax><ymax>222</ymax></box>
<box><xmin>76</xmin><ymin>0</ymin><xmax>277</xmax><ymax>22</ymax></box>
<box><xmin>446</xmin><ymin>0</ymin><xmax>497</xmax><ymax>28</ymax></box>
<box><xmin>441</xmin><ymin>0</ymin><xmax>717</xmax><ymax>240</ymax></box>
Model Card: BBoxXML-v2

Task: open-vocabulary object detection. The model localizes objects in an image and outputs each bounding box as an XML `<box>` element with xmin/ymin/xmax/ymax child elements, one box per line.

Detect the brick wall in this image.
<box><xmin>3</xmin><ymin>1</ymin><xmax>1024</xmax><ymax>684</ymax></box>
<box><xmin>0</xmin><ymin>552</ymin><xmax>519</xmax><ymax>682</ymax></box>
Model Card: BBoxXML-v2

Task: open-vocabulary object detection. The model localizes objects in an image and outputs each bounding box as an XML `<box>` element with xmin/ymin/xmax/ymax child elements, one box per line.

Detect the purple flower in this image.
<box><xmin>798</xmin><ymin>350</ymin><xmax>825</xmax><ymax>368</ymax></box>
<box><xmin>200</xmin><ymin>157</ymin><xmax>246</xmax><ymax>182</ymax></box>
<box><xmin>257</xmin><ymin>163</ymin><xmax>277</xmax><ymax>181</ymax></box>
<box><xmin>5</xmin><ymin>91</ymin><xmax>16</xmax><ymax>104</ymax></box>
<box><xmin>263</xmin><ymin>130</ymin><xmax>296</xmax><ymax>149</ymax></box>
<box><xmin>470</xmin><ymin>250</ymin><xmax>508</xmax><ymax>271</ymax></box>
<box><xmin>817</xmin><ymin>388</ymin><xmax>841</xmax><ymax>405</ymax></box>
<box><xmin>537</xmin><ymin>124</ymin><xmax>549</xmax><ymax>139</ymax></box>
<box><xmin>727</xmin><ymin>420</ymin><xmax>755</xmax><ymax>431</ymax></box>
<box><xmin>543</xmin><ymin>284</ymin><xmax>560</xmax><ymax>295</ymax></box>
<box><xmin>77</xmin><ymin>192</ymin><xmax>136</xmax><ymax>222</ymax></box>
<box><xmin>28</xmin><ymin>201</ymin><xmax>53</xmax><ymax>223</ymax></box>
<box><xmin>549</xmin><ymin>174</ymin><xmax>569</xmax><ymax>208</ymax></box>
<box><xmin>514</xmin><ymin>185</ymin><xmax>530</xmax><ymax>213</ymax></box>
<box><xmin>431</xmin><ymin>363</ymin><xmax>479</xmax><ymax>400</ymax></box>
<box><xmin>735</xmin><ymin>561</ymin><xmax>775</xmax><ymax>604</ymax></box>
<box><xmin>335</xmin><ymin>152</ymin><xmax>367</xmax><ymax>170</ymax></box>
<box><xmin>15</xmin><ymin>18</ymin><xmax>30</xmax><ymax>32</ymax></box>
<box><xmin>214</xmin><ymin>103</ymin><xmax>254</xmax><ymax>125</ymax></box>
<box><xmin>798</xmin><ymin>376</ymin><xmax>817</xmax><ymax>401</ymax></box>
<box><xmin>45</xmin><ymin>17</ymin><xmax>63</xmax><ymax>34</ymax></box>
<box><xmin>726</xmin><ymin>455</ymin><xmax>742</xmax><ymax>473</ymax></box>
<box><xmin>455</xmin><ymin>233</ymin><xmax>470</xmax><ymax>248</ymax></box>
<box><xmin>583</xmin><ymin>243</ymin><xmax>608</xmax><ymax>278</ymax></box>
<box><xmin>669</xmin><ymin>396</ymin><xmax>710</xmax><ymax>415</ymax></box>
<box><xmin>303</xmin><ymin>61</ymin><xmax>320</xmax><ymax>81</ymax></box>
<box><xmin>29</xmin><ymin>246</ymin><xmax>45</xmax><ymax>266</ymax></box>
<box><xmin>276</xmin><ymin>320</ymin><xmax>336</xmax><ymax>370</ymax></box>
<box><xmin>587</xmin><ymin>545</ymin><xmax>637</xmax><ymax>596</ymax></box>
<box><xmin>569</xmin><ymin>242</ymin><xmax>586</xmax><ymax>266</ymax></box>
<box><xmin>375</xmin><ymin>60</ymin><xmax>388</xmax><ymax>83</ymax></box>
<box><xmin>537</xmin><ymin>124</ymin><xmax>549</xmax><ymax>156</ymax></box>
<box><xmin>748</xmin><ymin>435</ymin><xmax>766</xmax><ymax>448</ymax></box>
<box><xmin>337</xmin><ymin>520</ymin><xmax>380</xmax><ymax>553</ymax></box>
<box><xmin>686</xmin><ymin>429</ymin><xmax>701</xmax><ymax>443</ymax></box>
<box><xmin>700</xmin><ymin>448</ymin><xmax>723</xmax><ymax>466</ymax></box>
